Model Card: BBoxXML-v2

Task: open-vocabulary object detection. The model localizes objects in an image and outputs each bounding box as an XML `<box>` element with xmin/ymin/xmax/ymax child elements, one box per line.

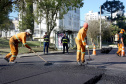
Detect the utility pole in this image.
<box><xmin>40</xmin><ymin>17</ymin><xmax>42</xmax><ymax>47</ymax></box>
<box><xmin>100</xmin><ymin>5</ymin><xmax>102</xmax><ymax>49</ymax></box>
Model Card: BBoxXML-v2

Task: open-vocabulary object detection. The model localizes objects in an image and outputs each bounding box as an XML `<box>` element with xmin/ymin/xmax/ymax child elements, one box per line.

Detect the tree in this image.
<box><xmin>0</xmin><ymin>0</ymin><xmax>13</xmax><ymax>25</ymax></box>
<box><xmin>18</xmin><ymin>0</ymin><xmax>34</xmax><ymax>35</ymax></box>
<box><xmin>0</xmin><ymin>18</ymin><xmax>13</xmax><ymax>39</ymax></box>
<box><xmin>87</xmin><ymin>20</ymin><xmax>115</xmax><ymax>45</ymax></box>
<box><xmin>100</xmin><ymin>0</ymin><xmax>125</xmax><ymax>22</ymax></box>
<box><xmin>87</xmin><ymin>20</ymin><xmax>100</xmax><ymax>44</ymax></box>
<box><xmin>113</xmin><ymin>13</ymin><xmax>126</xmax><ymax>29</ymax></box>
<box><xmin>35</xmin><ymin>0</ymin><xmax>83</xmax><ymax>39</ymax></box>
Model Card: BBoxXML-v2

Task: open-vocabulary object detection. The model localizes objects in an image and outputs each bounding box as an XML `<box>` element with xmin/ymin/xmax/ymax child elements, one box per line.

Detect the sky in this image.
<box><xmin>9</xmin><ymin>0</ymin><xmax>126</xmax><ymax>26</ymax></box>
<box><xmin>80</xmin><ymin>0</ymin><xmax>126</xmax><ymax>26</ymax></box>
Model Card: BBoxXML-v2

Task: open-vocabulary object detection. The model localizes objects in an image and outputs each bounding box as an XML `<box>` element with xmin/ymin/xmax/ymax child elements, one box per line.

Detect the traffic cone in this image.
<box><xmin>92</xmin><ymin>44</ymin><xmax>96</xmax><ymax>56</ymax></box>
<box><xmin>121</xmin><ymin>44</ymin><xmax>125</xmax><ymax>57</ymax></box>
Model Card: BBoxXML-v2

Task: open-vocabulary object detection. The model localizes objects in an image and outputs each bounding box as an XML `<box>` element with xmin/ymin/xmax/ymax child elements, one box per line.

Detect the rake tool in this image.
<box><xmin>32</xmin><ymin>50</ymin><xmax>53</xmax><ymax>66</ymax></box>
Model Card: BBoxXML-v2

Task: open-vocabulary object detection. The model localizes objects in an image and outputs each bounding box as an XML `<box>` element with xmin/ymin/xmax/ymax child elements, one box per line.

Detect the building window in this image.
<box><xmin>69</xmin><ymin>7</ymin><xmax>71</xmax><ymax>11</ymax></box>
<box><xmin>74</xmin><ymin>9</ymin><xmax>77</xmax><ymax>13</ymax></box>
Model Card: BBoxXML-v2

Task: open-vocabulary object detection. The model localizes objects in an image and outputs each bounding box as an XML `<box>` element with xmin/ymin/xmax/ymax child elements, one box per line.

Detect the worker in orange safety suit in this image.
<box><xmin>4</xmin><ymin>29</ymin><xmax>32</xmax><ymax>63</ymax></box>
<box><xmin>116</xmin><ymin>29</ymin><xmax>125</xmax><ymax>56</ymax></box>
<box><xmin>75</xmin><ymin>23</ymin><xmax>89</xmax><ymax>66</ymax></box>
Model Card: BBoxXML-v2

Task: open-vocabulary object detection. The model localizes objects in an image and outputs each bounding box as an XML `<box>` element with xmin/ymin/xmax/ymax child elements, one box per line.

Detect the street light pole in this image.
<box><xmin>100</xmin><ymin>5</ymin><xmax>102</xmax><ymax>49</ymax></box>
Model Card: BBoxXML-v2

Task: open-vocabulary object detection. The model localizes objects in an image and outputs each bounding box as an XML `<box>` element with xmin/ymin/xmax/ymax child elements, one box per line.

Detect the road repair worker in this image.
<box><xmin>75</xmin><ymin>23</ymin><xmax>89</xmax><ymax>66</ymax></box>
<box><xmin>61</xmin><ymin>34</ymin><xmax>69</xmax><ymax>54</ymax></box>
<box><xmin>4</xmin><ymin>29</ymin><xmax>32</xmax><ymax>63</ymax></box>
<box><xmin>43</xmin><ymin>32</ymin><xmax>49</xmax><ymax>54</ymax></box>
<box><xmin>116</xmin><ymin>29</ymin><xmax>125</xmax><ymax>56</ymax></box>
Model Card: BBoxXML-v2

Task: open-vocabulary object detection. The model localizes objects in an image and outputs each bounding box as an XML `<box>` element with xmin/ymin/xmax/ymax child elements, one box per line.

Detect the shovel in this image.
<box><xmin>86</xmin><ymin>47</ymin><xmax>93</xmax><ymax>61</ymax></box>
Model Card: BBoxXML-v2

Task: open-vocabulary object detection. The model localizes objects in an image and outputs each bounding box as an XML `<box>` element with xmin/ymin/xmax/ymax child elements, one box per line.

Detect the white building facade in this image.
<box><xmin>2</xmin><ymin>18</ymin><xmax>19</xmax><ymax>38</ymax></box>
<box><xmin>2</xmin><ymin>4</ymin><xmax>80</xmax><ymax>49</ymax></box>
<box><xmin>33</xmin><ymin>4</ymin><xmax>80</xmax><ymax>49</ymax></box>
<box><xmin>85</xmin><ymin>10</ymin><xmax>105</xmax><ymax>22</ymax></box>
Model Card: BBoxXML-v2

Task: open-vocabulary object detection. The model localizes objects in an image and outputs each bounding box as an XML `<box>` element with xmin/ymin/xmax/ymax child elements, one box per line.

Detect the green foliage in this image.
<box><xmin>109</xmin><ymin>24</ymin><xmax>121</xmax><ymax>36</ymax></box>
<box><xmin>35</xmin><ymin>0</ymin><xmax>84</xmax><ymax>37</ymax></box>
<box><xmin>87</xmin><ymin>20</ymin><xmax>100</xmax><ymax>43</ymax></box>
<box><xmin>113</xmin><ymin>14</ymin><xmax>126</xmax><ymax>29</ymax></box>
<box><xmin>101</xmin><ymin>0</ymin><xmax>125</xmax><ymax>21</ymax></box>
<box><xmin>0</xmin><ymin>18</ymin><xmax>13</xmax><ymax>39</ymax></box>
<box><xmin>0</xmin><ymin>0</ymin><xmax>13</xmax><ymax>24</ymax></box>
<box><xmin>18</xmin><ymin>0</ymin><xmax>34</xmax><ymax>34</ymax></box>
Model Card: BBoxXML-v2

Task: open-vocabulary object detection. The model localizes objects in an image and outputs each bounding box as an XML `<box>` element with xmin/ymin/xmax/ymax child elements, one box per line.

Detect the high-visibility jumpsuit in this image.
<box><xmin>5</xmin><ymin>32</ymin><xmax>31</xmax><ymax>62</ymax></box>
<box><xmin>116</xmin><ymin>33</ymin><xmax>124</xmax><ymax>56</ymax></box>
<box><xmin>75</xmin><ymin>27</ymin><xmax>88</xmax><ymax>63</ymax></box>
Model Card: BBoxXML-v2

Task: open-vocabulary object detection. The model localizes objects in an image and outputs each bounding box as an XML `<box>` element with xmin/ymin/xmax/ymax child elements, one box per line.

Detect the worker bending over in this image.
<box><xmin>75</xmin><ymin>23</ymin><xmax>89</xmax><ymax>66</ymax></box>
<box><xmin>4</xmin><ymin>29</ymin><xmax>32</xmax><ymax>63</ymax></box>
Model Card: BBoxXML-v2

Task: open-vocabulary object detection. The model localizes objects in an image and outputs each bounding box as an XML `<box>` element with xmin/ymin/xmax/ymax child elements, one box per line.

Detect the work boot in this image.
<box><xmin>77</xmin><ymin>61</ymin><xmax>82</xmax><ymax>66</ymax></box>
<box><xmin>4</xmin><ymin>58</ymin><xmax>9</xmax><ymax>62</ymax></box>
<box><xmin>116</xmin><ymin>53</ymin><xmax>120</xmax><ymax>57</ymax></box>
<box><xmin>81</xmin><ymin>60</ymin><xmax>87</xmax><ymax>65</ymax></box>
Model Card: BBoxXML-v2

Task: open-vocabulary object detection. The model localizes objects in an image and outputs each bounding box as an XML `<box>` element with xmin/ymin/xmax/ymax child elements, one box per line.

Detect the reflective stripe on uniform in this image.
<box><xmin>77</xmin><ymin>37</ymin><xmax>80</xmax><ymax>40</ymax></box>
<box><xmin>77</xmin><ymin>50</ymin><xmax>81</xmax><ymax>52</ymax></box>
<box><xmin>12</xmin><ymin>55</ymin><xmax>16</xmax><ymax>57</ymax></box>
<box><xmin>23</xmin><ymin>43</ymin><xmax>27</xmax><ymax>45</ymax></box>
<box><xmin>82</xmin><ymin>40</ymin><xmax>85</xmax><ymax>43</ymax></box>
<box><xmin>16</xmin><ymin>35</ymin><xmax>20</xmax><ymax>42</ymax></box>
<box><xmin>44</xmin><ymin>38</ymin><xmax>48</xmax><ymax>39</ymax></box>
<box><xmin>10</xmin><ymin>52</ymin><xmax>12</xmax><ymax>55</ymax></box>
<box><xmin>82</xmin><ymin>52</ymin><xmax>85</xmax><ymax>54</ymax></box>
<box><xmin>44</xmin><ymin>41</ymin><xmax>49</xmax><ymax>42</ymax></box>
<box><xmin>63</xmin><ymin>42</ymin><xmax>68</xmax><ymax>43</ymax></box>
<box><xmin>63</xmin><ymin>39</ymin><xmax>67</xmax><ymax>40</ymax></box>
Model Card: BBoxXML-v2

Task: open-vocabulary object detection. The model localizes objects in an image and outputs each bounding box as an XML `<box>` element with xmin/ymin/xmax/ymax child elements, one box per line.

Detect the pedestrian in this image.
<box><xmin>4</xmin><ymin>29</ymin><xmax>32</xmax><ymax>63</ymax></box>
<box><xmin>61</xmin><ymin>34</ymin><xmax>70</xmax><ymax>54</ymax></box>
<box><xmin>43</xmin><ymin>32</ymin><xmax>49</xmax><ymax>54</ymax></box>
<box><xmin>116</xmin><ymin>29</ymin><xmax>125</xmax><ymax>56</ymax></box>
<box><xmin>75</xmin><ymin>23</ymin><xmax>89</xmax><ymax>66</ymax></box>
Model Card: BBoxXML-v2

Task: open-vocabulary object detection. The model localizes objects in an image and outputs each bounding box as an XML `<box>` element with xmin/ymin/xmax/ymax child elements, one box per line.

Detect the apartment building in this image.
<box><xmin>33</xmin><ymin>4</ymin><xmax>80</xmax><ymax>49</ymax></box>
<box><xmin>85</xmin><ymin>10</ymin><xmax>105</xmax><ymax>22</ymax></box>
<box><xmin>2</xmin><ymin>17</ymin><xmax>19</xmax><ymax>38</ymax></box>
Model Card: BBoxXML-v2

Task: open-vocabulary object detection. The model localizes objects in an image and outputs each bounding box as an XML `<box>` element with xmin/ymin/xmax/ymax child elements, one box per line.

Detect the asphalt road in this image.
<box><xmin>0</xmin><ymin>48</ymin><xmax>126</xmax><ymax>84</ymax></box>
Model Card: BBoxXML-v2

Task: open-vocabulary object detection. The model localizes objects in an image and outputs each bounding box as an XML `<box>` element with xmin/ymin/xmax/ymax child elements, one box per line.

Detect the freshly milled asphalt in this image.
<box><xmin>0</xmin><ymin>48</ymin><xmax>126</xmax><ymax>84</ymax></box>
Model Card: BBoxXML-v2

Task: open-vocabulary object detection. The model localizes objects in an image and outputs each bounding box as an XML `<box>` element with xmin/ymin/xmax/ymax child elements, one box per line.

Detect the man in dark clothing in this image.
<box><xmin>116</xmin><ymin>29</ymin><xmax>125</xmax><ymax>56</ymax></box>
<box><xmin>43</xmin><ymin>32</ymin><xmax>49</xmax><ymax>54</ymax></box>
<box><xmin>61</xmin><ymin>34</ymin><xmax>70</xmax><ymax>54</ymax></box>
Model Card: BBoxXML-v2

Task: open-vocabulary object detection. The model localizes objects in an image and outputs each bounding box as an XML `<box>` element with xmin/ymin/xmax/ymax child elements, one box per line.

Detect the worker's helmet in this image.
<box><xmin>83</xmin><ymin>23</ymin><xmax>88</xmax><ymax>29</ymax></box>
<box><xmin>120</xmin><ymin>29</ymin><xmax>125</xmax><ymax>34</ymax></box>
<box><xmin>25</xmin><ymin>29</ymin><xmax>32</xmax><ymax>34</ymax></box>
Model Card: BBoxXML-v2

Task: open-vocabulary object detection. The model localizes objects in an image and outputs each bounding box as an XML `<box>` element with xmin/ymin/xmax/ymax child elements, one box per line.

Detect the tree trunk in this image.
<box><xmin>5</xmin><ymin>31</ymin><xmax>7</xmax><ymax>39</ymax></box>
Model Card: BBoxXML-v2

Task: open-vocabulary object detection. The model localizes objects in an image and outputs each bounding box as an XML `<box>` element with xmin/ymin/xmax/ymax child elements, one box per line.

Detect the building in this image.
<box><xmin>2</xmin><ymin>17</ymin><xmax>19</xmax><ymax>38</ymax></box>
<box><xmin>2</xmin><ymin>5</ymin><xmax>80</xmax><ymax>49</ymax></box>
<box><xmin>33</xmin><ymin>4</ymin><xmax>80</xmax><ymax>49</ymax></box>
<box><xmin>85</xmin><ymin>10</ymin><xmax>105</xmax><ymax>22</ymax></box>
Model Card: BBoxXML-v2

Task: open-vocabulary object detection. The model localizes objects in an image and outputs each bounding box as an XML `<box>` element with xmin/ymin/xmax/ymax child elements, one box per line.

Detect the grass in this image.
<box><xmin>0</xmin><ymin>38</ymin><xmax>57</xmax><ymax>55</ymax></box>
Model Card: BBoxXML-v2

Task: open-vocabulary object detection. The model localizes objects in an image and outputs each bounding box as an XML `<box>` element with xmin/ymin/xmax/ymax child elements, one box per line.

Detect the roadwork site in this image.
<box><xmin>0</xmin><ymin>48</ymin><xmax>126</xmax><ymax>84</ymax></box>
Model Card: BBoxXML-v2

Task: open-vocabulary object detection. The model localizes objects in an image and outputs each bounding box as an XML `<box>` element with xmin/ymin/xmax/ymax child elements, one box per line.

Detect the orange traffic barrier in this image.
<box><xmin>92</xmin><ymin>44</ymin><xmax>96</xmax><ymax>56</ymax></box>
<box><xmin>121</xmin><ymin>44</ymin><xmax>125</xmax><ymax>57</ymax></box>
